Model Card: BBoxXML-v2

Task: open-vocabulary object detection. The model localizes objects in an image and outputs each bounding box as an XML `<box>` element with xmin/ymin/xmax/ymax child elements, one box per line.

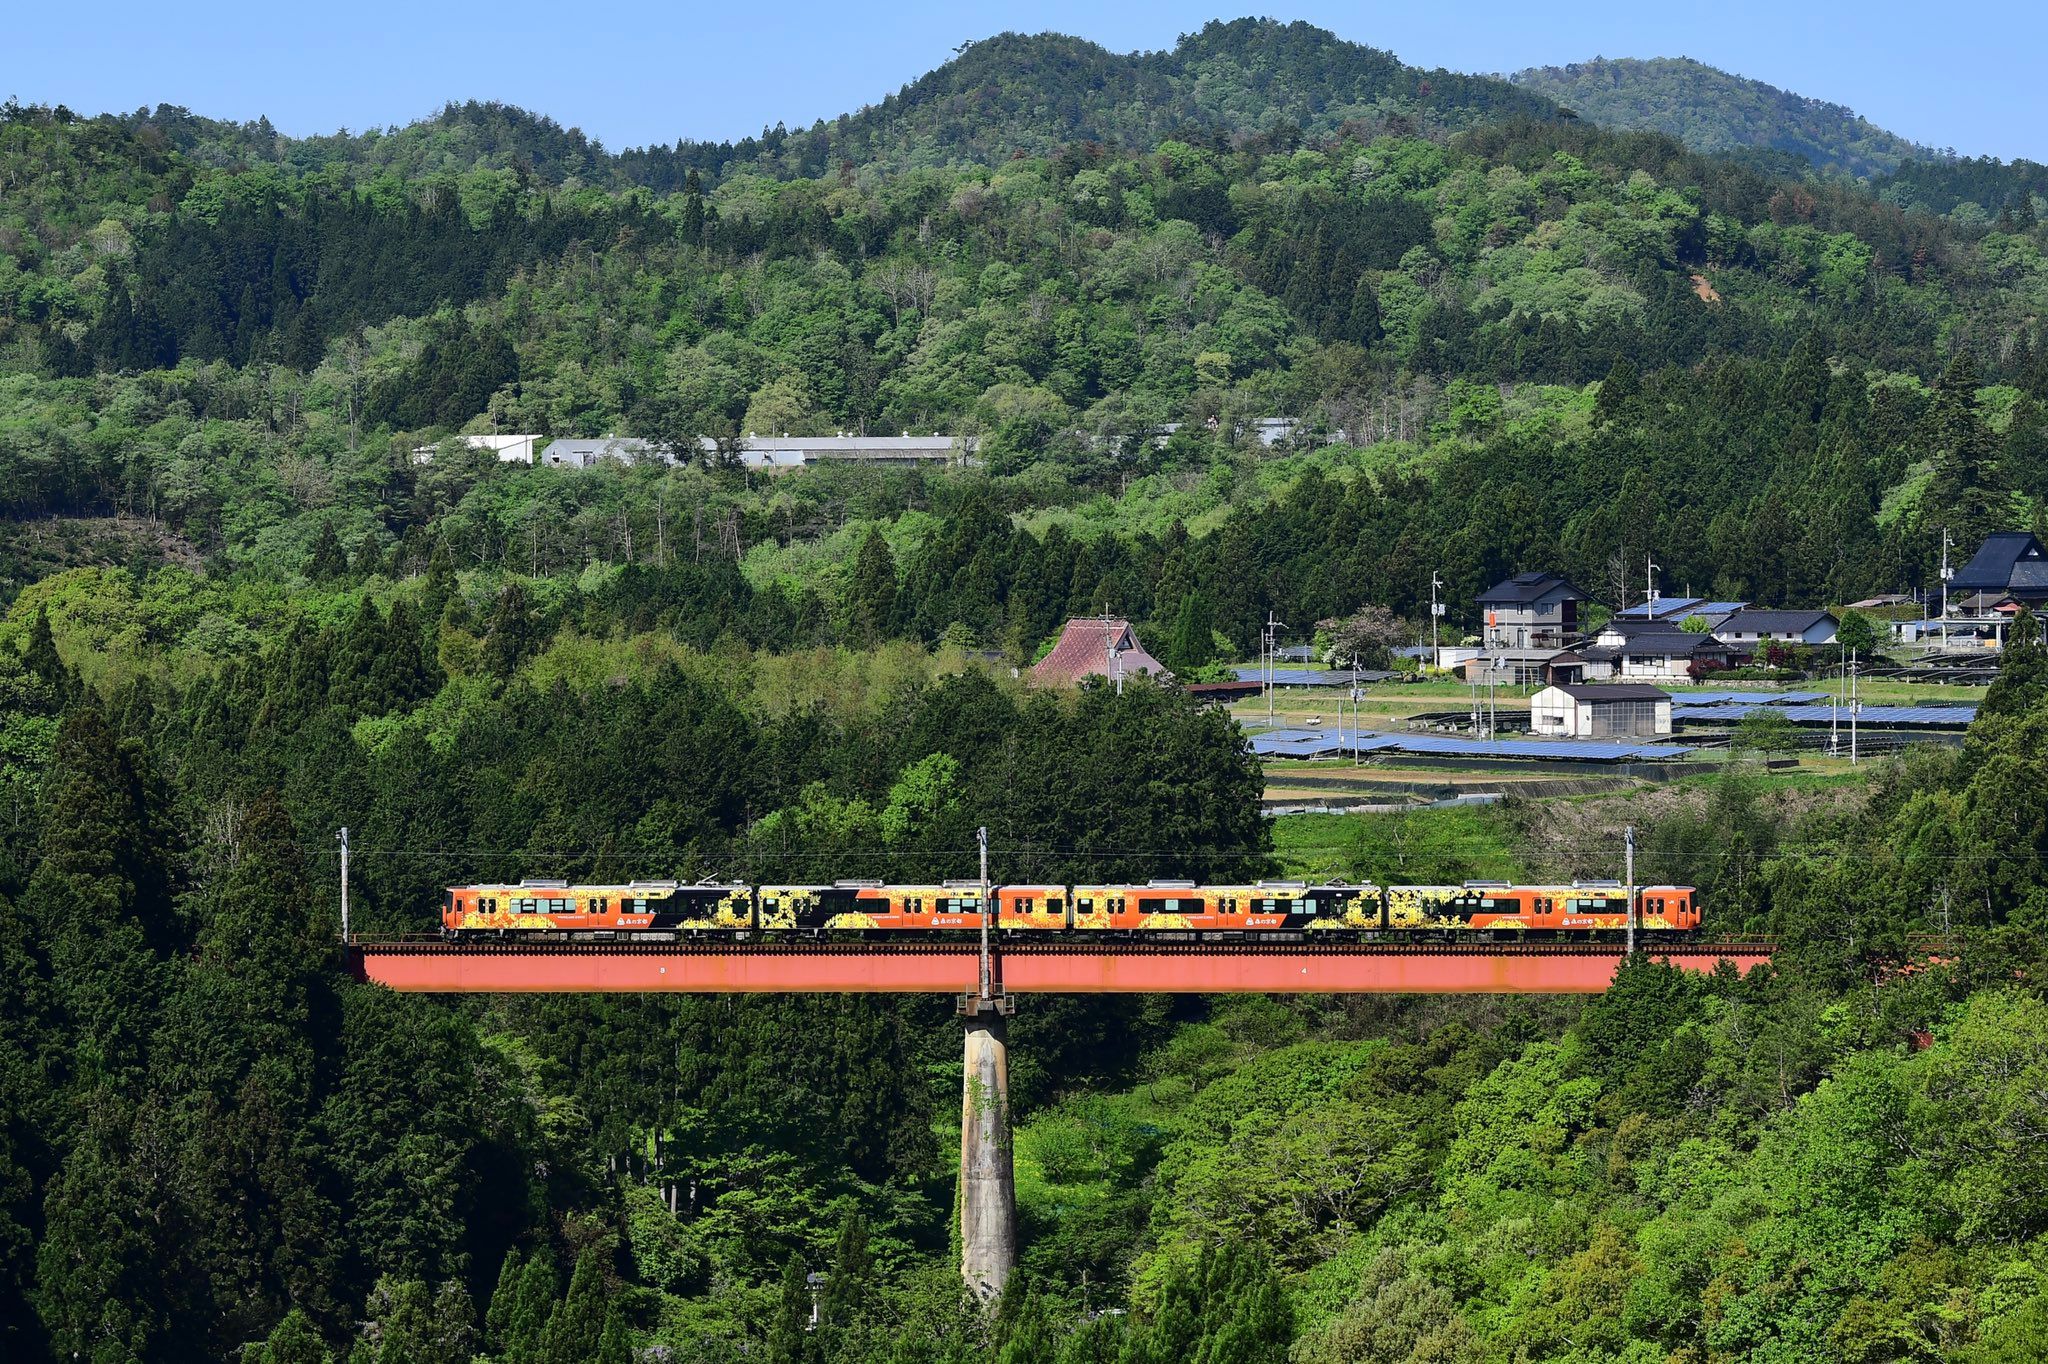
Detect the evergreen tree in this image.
<box><xmin>352</xmin><ymin>530</ymin><xmax>386</xmax><ymax>579</ymax></box>
<box><xmin>244</xmin><ymin>1308</ymin><xmax>335</xmax><ymax>1364</ymax></box>
<box><xmin>765</xmin><ymin>1254</ymin><xmax>814</xmax><ymax>1364</ymax></box>
<box><xmin>1121</xmin><ymin>1245</ymin><xmax>1292</xmax><ymax>1364</ymax></box>
<box><xmin>21</xmin><ymin>603</ymin><xmax>69</xmax><ymax>699</ymax></box>
<box><xmin>595</xmin><ymin>1307</ymin><xmax>632</xmax><ymax>1364</ymax></box>
<box><xmin>484</xmin><ymin>1247</ymin><xmax>525</xmax><ymax>1353</ymax></box>
<box><xmin>426</xmin><ymin>1281</ymin><xmax>477</xmax><ymax>1364</ymax></box>
<box><xmin>421</xmin><ymin>540</ymin><xmax>458</xmax><ymax>625</ymax></box>
<box><xmin>22</xmin><ymin>703</ymin><xmax>172</xmax><ymax>1088</ymax></box>
<box><xmin>537</xmin><ymin>1247</ymin><xmax>607</xmax><ymax>1364</ymax></box>
<box><xmin>307</xmin><ymin>522</ymin><xmax>350</xmax><ymax>582</ymax></box>
<box><xmin>994</xmin><ymin>1281</ymin><xmax>1057</xmax><ymax>1364</ymax></box>
<box><xmin>1164</xmin><ymin>591</ymin><xmax>1215</xmax><ymax>673</ymax></box>
<box><xmin>503</xmin><ymin>1252</ymin><xmax>556</xmax><ymax>1363</ymax></box>
<box><xmin>819</xmin><ymin>1209</ymin><xmax>874</xmax><ymax>1327</ymax></box>
<box><xmin>846</xmin><ymin>530</ymin><xmax>900</xmax><ymax>644</ymax></box>
<box><xmin>1925</xmin><ymin>351</ymin><xmax>2014</xmax><ymax>551</ymax></box>
<box><xmin>1593</xmin><ymin>355</ymin><xmax>1640</xmax><ymax>424</ymax></box>
<box><xmin>482</xmin><ymin>581</ymin><xmax>537</xmax><ymax>679</ymax></box>
<box><xmin>1981</xmin><ymin>605</ymin><xmax>2048</xmax><ymax>723</ymax></box>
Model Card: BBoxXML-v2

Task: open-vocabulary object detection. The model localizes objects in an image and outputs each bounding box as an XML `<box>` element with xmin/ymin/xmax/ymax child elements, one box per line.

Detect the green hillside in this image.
<box><xmin>111</xmin><ymin>19</ymin><xmax>1560</xmax><ymax>192</ymax></box>
<box><xmin>1514</xmin><ymin>55</ymin><xmax>1938</xmax><ymax>176</ymax></box>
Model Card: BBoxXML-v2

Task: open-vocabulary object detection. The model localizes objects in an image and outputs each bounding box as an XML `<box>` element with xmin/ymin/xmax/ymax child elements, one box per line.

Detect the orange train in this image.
<box><xmin>442</xmin><ymin>878</ymin><xmax>1699</xmax><ymax>942</ymax></box>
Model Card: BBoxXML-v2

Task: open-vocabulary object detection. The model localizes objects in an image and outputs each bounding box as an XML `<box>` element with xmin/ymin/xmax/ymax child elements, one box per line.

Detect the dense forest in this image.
<box><xmin>4</xmin><ymin>15</ymin><xmax>2048</xmax><ymax>1364</ymax></box>
<box><xmin>1512</xmin><ymin>57</ymin><xmax>1937</xmax><ymax>178</ymax></box>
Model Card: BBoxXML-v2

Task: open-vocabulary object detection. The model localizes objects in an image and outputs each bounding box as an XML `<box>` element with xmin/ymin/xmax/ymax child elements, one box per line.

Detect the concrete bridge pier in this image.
<box><xmin>957</xmin><ymin>1001</ymin><xmax>1017</xmax><ymax>1301</ymax></box>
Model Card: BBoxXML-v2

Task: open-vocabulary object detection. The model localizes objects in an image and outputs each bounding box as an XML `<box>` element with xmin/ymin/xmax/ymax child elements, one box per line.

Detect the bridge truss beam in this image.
<box><xmin>351</xmin><ymin>942</ymin><xmax>1771</xmax><ymax>995</ymax></box>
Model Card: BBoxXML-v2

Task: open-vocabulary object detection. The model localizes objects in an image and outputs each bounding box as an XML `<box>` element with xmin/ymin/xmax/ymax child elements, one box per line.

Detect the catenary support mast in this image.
<box><xmin>338</xmin><ymin>826</ymin><xmax>351</xmax><ymax>943</ymax></box>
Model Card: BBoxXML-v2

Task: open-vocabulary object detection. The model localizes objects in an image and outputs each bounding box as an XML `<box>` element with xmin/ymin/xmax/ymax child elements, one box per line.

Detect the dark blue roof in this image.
<box><xmin>1477</xmin><ymin>571</ymin><xmax>1590</xmax><ymax>606</ymax></box>
<box><xmin>1714</xmin><ymin>609</ymin><xmax>1837</xmax><ymax>635</ymax></box>
<box><xmin>1952</xmin><ymin>533</ymin><xmax>2048</xmax><ymax>592</ymax></box>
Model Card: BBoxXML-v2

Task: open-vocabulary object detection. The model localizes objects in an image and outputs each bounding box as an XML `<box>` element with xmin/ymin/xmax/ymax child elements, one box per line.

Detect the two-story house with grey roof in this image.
<box><xmin>1476</xmin><ymin>572</ymin><xmax>1592</xmax><ymax>650</ymax></box>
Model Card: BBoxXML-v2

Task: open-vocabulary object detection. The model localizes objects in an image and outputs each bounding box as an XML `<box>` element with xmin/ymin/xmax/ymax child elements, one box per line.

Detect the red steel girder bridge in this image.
<box><xmin>350</xmin><ymin>939</ymin><xmax>1773</xmax><ymax>995</ymax></box>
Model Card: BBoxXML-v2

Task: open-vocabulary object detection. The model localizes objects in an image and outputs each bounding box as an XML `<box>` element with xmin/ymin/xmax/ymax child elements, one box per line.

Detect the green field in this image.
<box><xmin>1270</xmin><ymin>807</ymin><xmax>1529</xmax><ymax>883</ymax></box>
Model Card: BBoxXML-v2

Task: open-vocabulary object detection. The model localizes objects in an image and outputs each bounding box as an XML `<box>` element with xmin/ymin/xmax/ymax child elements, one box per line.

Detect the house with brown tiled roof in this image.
<box><xmin>1029</xmin><ymin>617</ymin><xmax>1171</xmax><ymax>688</ymax></box>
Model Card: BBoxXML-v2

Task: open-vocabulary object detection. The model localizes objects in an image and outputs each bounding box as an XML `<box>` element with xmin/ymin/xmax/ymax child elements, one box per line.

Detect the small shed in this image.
<box><xmin>1530</xmin><ymin>684</ymin><xmax>1673</xmax><ymax>738</ymax></box>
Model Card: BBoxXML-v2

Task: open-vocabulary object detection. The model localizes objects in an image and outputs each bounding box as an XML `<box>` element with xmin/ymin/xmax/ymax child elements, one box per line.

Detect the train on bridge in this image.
<box><xmin>443</xmin><ymin>878</ymin><xmax>1699</xmax><ymax>943</ymax></box>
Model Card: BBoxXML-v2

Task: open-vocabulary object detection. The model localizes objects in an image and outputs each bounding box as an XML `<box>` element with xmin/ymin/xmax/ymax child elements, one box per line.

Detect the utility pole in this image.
<box><xmin>337</xmin><ymin>826</ymin><xmax>351</xmax><ymax>943</ymax></box>
<box><xmin>1849</xmin><ymin>649</ymin><xmax>1859</xmax><ymax>765</ymax></box>
<box><xmin>1645</xmin><ymin>554</ymin><xmax>1659</xmax><ymax>612</ymax></box>
<box><xmin>1835</xmin><ymin>647</ymin><xmax>1851</xmax><ymax>757</ymax></box>
<box><xmin>1429</xmin><ymin>570</ymin><xmax>1444</xmax><ymax>671</ymax></box>
<box><xmin>1350</xmin><ymin>653</ymin><xmax>1361</xmax><ymax>766</ymax></box>
<box><xmin>1624</xmin><ymin>824</ymin><xmax>1637</xmax><ymax>957</ymax></box>
<box><xmin>1264</xmin><ymin>611</ymin><xmax>1284</xmax><ymax>726</ymax></box>
<box><xmin>1940</xmin><ymin>527</ymin><xmax>1954</xmax><ymax>651</ymax></box>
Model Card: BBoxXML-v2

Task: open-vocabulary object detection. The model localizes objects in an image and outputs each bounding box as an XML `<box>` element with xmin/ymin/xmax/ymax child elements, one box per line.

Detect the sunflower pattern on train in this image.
<box><xmin>442</xmin><ymin>878</ymin><xmax>1699</xmax><ymax>941</ymax></box>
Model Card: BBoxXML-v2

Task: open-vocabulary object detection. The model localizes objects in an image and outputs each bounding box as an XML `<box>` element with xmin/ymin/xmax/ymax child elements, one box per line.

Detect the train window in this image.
<box><xmin>1301</xmin><ymin>899</ymin><xmax>1318</xmax><ymax>915</ymax></box>
<box><xmin>1049</xmin><ymin>898</ymin><xmax>1064</xmax><ymax>912</ymax></box>
<box><xmin>633</xmin><ymin>898</ymin><xmax>647</xmax><ymax>914</ymax></box>
<box><xmin>1076</xmin><ymin>899</ymin><xmax>1093</xmax><ymax>914</ymax></box>
<box><xmin>1261</xmin><ymin>899</ymin><xmax>1277</xmax><ymax>914</ymax></box>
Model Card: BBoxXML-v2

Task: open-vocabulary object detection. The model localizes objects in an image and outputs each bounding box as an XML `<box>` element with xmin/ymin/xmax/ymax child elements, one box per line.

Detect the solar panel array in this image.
<box><xmin>1672</xmin><ymin>703</ymin><xmax>1978</xmax><ymax>727</ymax></box>
<box><xmin>1248</xmin><ymin>728</ymin><xmax>1692</xmax><ymax>761</ymax></box>
<box><xmin>1679</xmin><ymin>690</ymin><xmax>1829</xmax><ymax>705</ymax></box>
<box><xmin>1230</xmin><ymin>667</ymin><xmax>1401</xmax><ymax>686</ymax></box>
<box><xmin>1616</xmin><ymin>597</ymin><xmax>1702</xmax><ymax>618</ymax></box>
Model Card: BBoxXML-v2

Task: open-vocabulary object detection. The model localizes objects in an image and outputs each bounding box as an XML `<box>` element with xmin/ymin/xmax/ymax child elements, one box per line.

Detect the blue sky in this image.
<box><xmin>10</xmin><ymin>1</ymin><xmax>2044</xmax><ymax>161</ymax></box>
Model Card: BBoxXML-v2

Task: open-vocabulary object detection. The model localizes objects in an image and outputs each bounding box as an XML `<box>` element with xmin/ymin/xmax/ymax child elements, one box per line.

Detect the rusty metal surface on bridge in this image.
<box><xmin>351</xmin><ymin>941</ymin><xmax>1773</xmax><ymax>994</ymax></box>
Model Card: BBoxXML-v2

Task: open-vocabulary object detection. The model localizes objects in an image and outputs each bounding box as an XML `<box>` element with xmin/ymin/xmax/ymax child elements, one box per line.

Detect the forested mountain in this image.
<box><xmin>92</xmin><ymin>20</ymin><xmax>1560</xmax><ymax>192</ymax></box>
<box><xmin>1514</xmin><ymin>56</ymin><xmax>1939</xmax><ymax>177</ymax></box>
<box><xmin>6</xmin><ymin>20</ymin><xmax>2048</xmax><ymax>1364</ymax></box>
